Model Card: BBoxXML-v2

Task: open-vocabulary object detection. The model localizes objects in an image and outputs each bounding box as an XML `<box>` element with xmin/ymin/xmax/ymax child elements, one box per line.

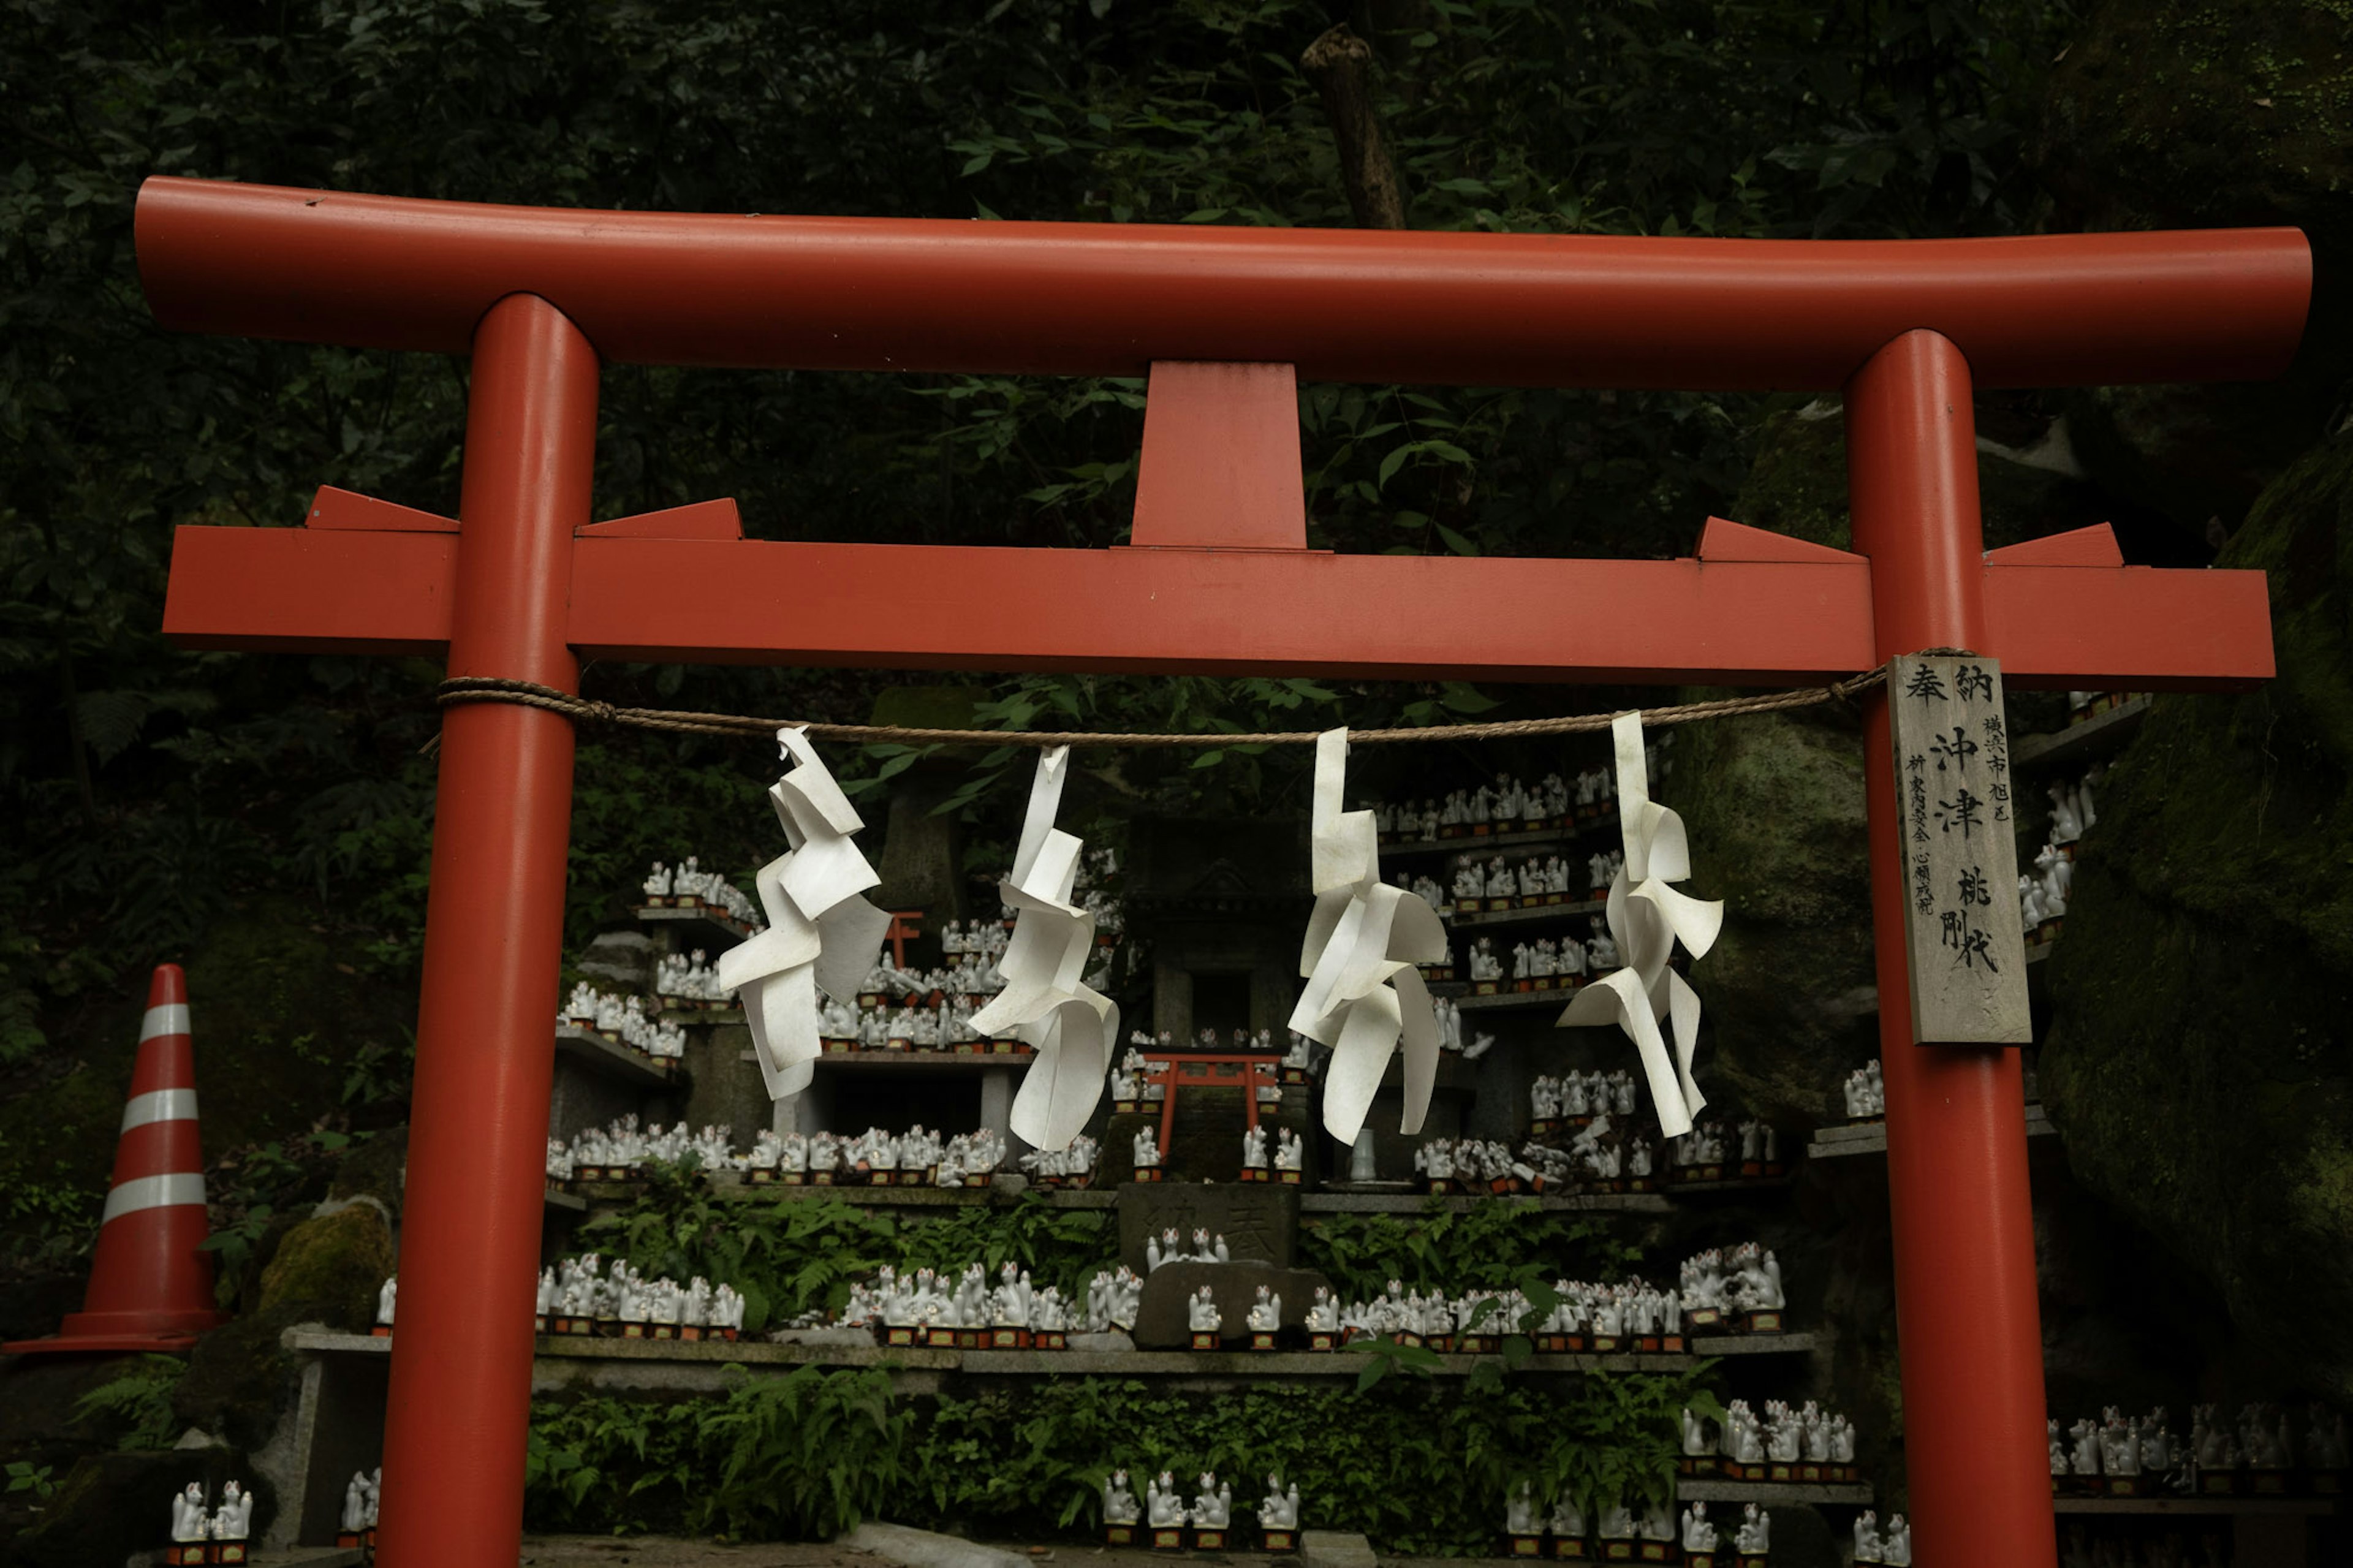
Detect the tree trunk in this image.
<box><xmin>1300</xmin><ymin>24</ymin><xmax>1408</xmax><ymax>229</ymax></box>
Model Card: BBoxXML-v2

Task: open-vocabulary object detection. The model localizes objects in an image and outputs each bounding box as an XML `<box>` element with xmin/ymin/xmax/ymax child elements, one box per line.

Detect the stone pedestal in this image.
<box><xmin>1116</xmin><ymin>1181</ymin><xmax>1298</xmax><ymax>1270</ymax></box>
<box><xmin>1131</xmin><ymin>1259</ymin><xmax>1333</xmax><ymax>1348</ymax></box>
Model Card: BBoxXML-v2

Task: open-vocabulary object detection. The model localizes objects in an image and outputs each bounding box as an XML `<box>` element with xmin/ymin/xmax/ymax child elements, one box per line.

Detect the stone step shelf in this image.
<box><xmin>1447</xmin><ymin>897</ymin><xmax>1607</xmax><ymax>931</ymax></box>
<box><xmin>1303</xmin><ymin>1190</ymin><xmax>1672</xmax><ymax>1215</ymax></box>
<box><xmin>2012</xmin><ymin>694</ymin><xmax>2151</xmax><ymax>774</ymax></box>
<box><xmin>287</xmin><ymin>1329</ymin><xmax>1798</xmax><ymax>1393</ymax></box>
<box><xmin>632</xmin><ymin>902</ymin><xmax>755</xmax><ymax>947</ymax></box>
<box><xmin>1809</xmin><ymin>1105</ymin><xmax>2056</xmax><ymax>1160</ymax></box>
<box><xmin>550</xmin><ymin>1174</ymin><xmax>1117</xmax><ymax>1210</ymax></box>
<box><xmin>554</xmin><ymin>1025</ymin><xmax>684</xmax><ymax>1089</ymax></box>
<box><xmin>553</xmin><ymin>1179</ymin><xmax>1753</xmax><ymax>1216</ymax></box>
<box><xmin>1675</xmin><ymin>1479</ymin><xmax>1873</xmax><ymax>1505</ymax></box>
<box><xmin>740</xmin><ymin>1048</ymin><xmax>1032</xmax><ymax>1071</ymax></box>
<box><xmin>2050</xmin><ymin>1496</ymin><xmax>2338</xmax><ymax>1515</ymax></box>
<box><xmin>1453</xmin><ymin>989</ymin><xmax>1577</xmax><ymax>1013</ymax></box>
<box><xmin>1378</xmin><ymin>824</ymin><xmax>1584</xmax><ymax>859</ymax></box>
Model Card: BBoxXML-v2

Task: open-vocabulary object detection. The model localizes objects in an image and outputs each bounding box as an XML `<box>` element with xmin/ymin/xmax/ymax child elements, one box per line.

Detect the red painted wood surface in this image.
<box><xmin>1129</xmin><ymin>362</ymin><xmax>1308</xmax><ymax>550</ymax></box>
<box><xmin>373</xmin><ymin>296</ymin><xmax>598</xmax><ymax>1568</ymax></box>
<box><xmin>133</xmin><ymin>175</ymin><xmax>2313</xmax><ymax>1568</ymax></box>
<box><xmin>135</xmin><ymin>178</ymin><xmax>2310</xmax><ymax>390</ymax></box>
<box><xmin>1143</xmin><ymin>1054</ymin><xmax>1284</xmax><ymax>1154</ymax></box>
<box><xmin>1849</xmin><ymin>330</ymin><xmax>2056</xmax><ymax>1568</ymax></box>
<box><xmin>161</xmin><ymin>523</ymin><xmax>2273</xmax><ymax>690</ymax></box>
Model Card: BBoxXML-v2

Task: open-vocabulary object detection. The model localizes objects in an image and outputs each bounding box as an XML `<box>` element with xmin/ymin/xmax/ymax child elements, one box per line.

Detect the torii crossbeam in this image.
<box><xmin>136</xmin><ymin>177</ymin><xmax>2306</xmax><ymax>1568</ymax></box>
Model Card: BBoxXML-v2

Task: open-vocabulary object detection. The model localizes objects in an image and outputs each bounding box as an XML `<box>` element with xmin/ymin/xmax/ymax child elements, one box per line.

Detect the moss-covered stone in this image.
<box><xmin>324</xmin><ymin>1123</ymin><xmax>409</xmax><ymax>1220</ymax></box>
<box><xmin>2040</xmin><ymin>436</ymin><xmax>2353</xmax><ymax>1396</ymax></box>
<box><xmin>167</xmin><ymin>1200</ymin><xmax>392</xmax><ymax>1451</ymax></box>
<box><xmin>256</xmin><ymin>1200</ymin><xmax>393</xmax><ymax>1327</ymax></box>
<box><xmin>1675</xmin><ymin>705</ymin><xmax>1876</xmax><ymax>1124</ymax></box>
<box><xmin>169</xmin><ymin>1302</ymin><xmax>316</xmax><ymax>1453</ymax></box>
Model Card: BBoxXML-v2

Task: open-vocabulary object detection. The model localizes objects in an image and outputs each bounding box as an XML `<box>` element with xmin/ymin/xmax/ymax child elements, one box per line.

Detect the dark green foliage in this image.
<box><xmin>528</xmin><ymin>1367</ymin><xmax>911</xmax><ymax>1540</ymax></box>
<box><xmin>0</xmin><ymin>0</ymin><xmax>2081</xmax><ymax>1140</ymax></box>
<box><xmin>886</xmin><ymin>1194</ymin><xmax>1115</xmax><ymax>1300</ymax></box>
<box><xmin>526</xmin><ymin>1365</ymin><xmax>1719</xmax><ymax>1552</ymax></box>
<box><xmin>68</xmin><ymin>1355</ymin><xmax>187</xmax><ymax>1453</ymax></box>
<box><xmin>577</xmin><ymin>1176</ymin><xmax>898</xmax><ymax>1333</ymax></box>
<box><xmin>1300</xmin><ymin>1196</ymin><xmax>1644</xmax><ymax>1299</ymax></box>
<box><xmin>572</xmin><ymin>1175</ymin><xmax>1114</xmax><ymax>1331</ymax></box>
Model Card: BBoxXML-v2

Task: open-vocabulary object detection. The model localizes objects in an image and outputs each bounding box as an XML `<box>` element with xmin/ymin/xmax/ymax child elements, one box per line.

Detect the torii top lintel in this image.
<box><xmin>148</xmin><ymin>178</ymin><xmax>2302</xmax><ymax>694</ymax></box>
<box><xmin>134</xmin><ymin>177</ymin><xmax>2309</xmax><ymax>392</ymax></box>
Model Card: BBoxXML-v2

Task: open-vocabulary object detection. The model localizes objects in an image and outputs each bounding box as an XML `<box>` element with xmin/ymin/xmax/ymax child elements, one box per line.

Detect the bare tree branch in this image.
<box><xmin>1300</xmin><ymin>23</ymin><xmax>1408</xmax><ymax>229</ymax></box>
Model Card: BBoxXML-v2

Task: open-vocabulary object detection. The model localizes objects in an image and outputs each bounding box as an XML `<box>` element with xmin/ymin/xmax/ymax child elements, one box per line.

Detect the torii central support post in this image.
<box><xmin>1849</xmin><ymin>329</ymin><xmax>2055</xmax><ymax>1566</ymax></box>
<box><xmin>376</xmin><ymin>294</ymin><xmax>597</xmax><ymax>1568</ymax></box>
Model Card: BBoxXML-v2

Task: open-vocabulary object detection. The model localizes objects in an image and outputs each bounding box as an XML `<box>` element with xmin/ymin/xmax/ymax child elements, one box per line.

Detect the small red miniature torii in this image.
<box><xmin>138</xmin><ymin>177</ymin><xmax>2304</xmax><ymax>1568</ymax></box>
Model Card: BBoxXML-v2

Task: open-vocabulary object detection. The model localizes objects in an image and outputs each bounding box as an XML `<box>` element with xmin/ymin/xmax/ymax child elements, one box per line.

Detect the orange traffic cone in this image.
<box><xmin>5</xmin><ymin>964</ymin><xmax>227</xmax><ymax>1352</ymax></box>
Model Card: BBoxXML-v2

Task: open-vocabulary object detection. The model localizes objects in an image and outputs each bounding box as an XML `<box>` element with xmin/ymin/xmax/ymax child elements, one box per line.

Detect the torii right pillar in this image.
<box><xmin>1850</xmin><ymin>328</ymin><xmax>2055</xmax><ymax>1566</ymax></box>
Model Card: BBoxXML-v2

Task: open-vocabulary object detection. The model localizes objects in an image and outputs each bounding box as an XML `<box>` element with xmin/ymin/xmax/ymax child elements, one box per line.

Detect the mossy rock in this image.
<box><xmin>325</xmin><ymin>1123</ymin><xmax>409</xmax><ymax>1219</ymax></box>
<box><xmin>170</xmin><ymin>1301</ymin><xmax>319</xmax><ymax>1453</ymax></box>
<box><xmin>1673</xmin><ymin>704</ymin><xmax>1876</xmax><ymax>1126</ymax></box>
<box><xmin>169</xmin><ymin>1202</ymin><xmax>392</xmax><ymax>1450</ymax></box>
<box><xmin>10</xmin><ymin>1444</ymin><xmax>269</xmax><ymax>1568</ymax></box>
<box><xmin>257</xmin><ymin>1200</ymin><xmax>393</xmax><ymax>1327</ymax></box>
<box><xmin>2040</xmin><ymin>436</ymin><xmax>2353</xmax><ymax>1396</ymax></box>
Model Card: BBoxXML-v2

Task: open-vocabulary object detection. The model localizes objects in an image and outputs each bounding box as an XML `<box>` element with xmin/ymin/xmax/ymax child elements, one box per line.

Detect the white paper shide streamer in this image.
<box><xmin>1289</xmin><ymin>729</ymin><xmax>1447</xmax><ymax>1146</ymax></box>
<box><xmin>718</xmin><ymin>728</ymin><xmax>896</xmax><ymax>1102</ymax></box>
<box><xmin>968</xmin><ymin>746</ymin><xmax>1121</xmax><ymax>1150</ymax></box>
<box><xmin>1556</xmin><ymin>712</ymin><xmax>1724</xmax><ymax>1138</ymax></box>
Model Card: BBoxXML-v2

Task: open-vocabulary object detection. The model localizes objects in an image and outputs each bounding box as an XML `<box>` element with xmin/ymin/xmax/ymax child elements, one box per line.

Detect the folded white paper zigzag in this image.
<box><xmin>1289</xmin><ymin>729</ymin><xmax>1447</xmax><ymax>1146</ymax></box>
<box><xmin>717</xmin><ymin>728</ymin><xmax>896</xmax><ymax>1102</ymax></box>
<box><xmin>1556</xmin><ymin>711</ymin><xmax>1724</xmax><ymax>1138</ymax></box>
<box><xmin>967</xmin><ymin>746</ymin><xmax>1121</xmax><ymax>1151</ymax></box>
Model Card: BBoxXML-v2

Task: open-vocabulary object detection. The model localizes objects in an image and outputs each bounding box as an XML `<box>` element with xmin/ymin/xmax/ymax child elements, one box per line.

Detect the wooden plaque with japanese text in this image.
<box><xmin>1888</xmin><ymin>653</ymin><xmax>2033</xmax><ymax>1045</ymax></box>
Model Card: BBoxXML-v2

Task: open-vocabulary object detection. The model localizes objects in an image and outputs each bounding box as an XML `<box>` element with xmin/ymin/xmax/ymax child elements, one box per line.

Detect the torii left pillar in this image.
<box><xmin>377</xmin><ymin>294</ymin><xmax>597</xmax><ymax>1562</ymax></box>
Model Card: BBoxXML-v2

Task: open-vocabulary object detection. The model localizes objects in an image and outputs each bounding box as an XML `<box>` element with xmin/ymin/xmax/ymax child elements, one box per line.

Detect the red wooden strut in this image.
<box><xmin>1145</xmin><ymin>1054</ymin><xmax>1284</xmax><ymax>1156</ymax></box>
<box><xmin>130</xmin><ymin>175</ymin><xmax>2306</xmax><ymax>1568</ymax></box>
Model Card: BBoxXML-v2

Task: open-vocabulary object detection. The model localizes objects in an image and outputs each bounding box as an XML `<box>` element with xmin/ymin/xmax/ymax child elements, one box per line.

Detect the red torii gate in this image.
<box><xmin>137</xmin><ymin>176</ymin><xmax>2305</xmax><ymax>1568</ymax></box>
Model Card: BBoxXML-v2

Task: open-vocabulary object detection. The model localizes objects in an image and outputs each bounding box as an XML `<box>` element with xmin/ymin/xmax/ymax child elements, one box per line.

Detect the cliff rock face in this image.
<box><xmin>2040</xmin><ymin>437</ymin><xmax>2353</xmax><ymax>1396</ymax></box>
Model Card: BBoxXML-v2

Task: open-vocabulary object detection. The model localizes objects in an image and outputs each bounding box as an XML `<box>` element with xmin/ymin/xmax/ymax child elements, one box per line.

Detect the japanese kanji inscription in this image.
<box><xmin>1888</xmin><ymin>653</ymin><xmax>2033</xmax><ymax>1045</ymax></box>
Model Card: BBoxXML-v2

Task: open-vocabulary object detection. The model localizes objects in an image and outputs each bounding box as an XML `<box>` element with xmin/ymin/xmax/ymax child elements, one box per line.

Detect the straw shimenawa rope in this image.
<box><xmin>433</xmin><ymin>667</ymin><xmax>1890</xmax><ymax>749</ymax></box>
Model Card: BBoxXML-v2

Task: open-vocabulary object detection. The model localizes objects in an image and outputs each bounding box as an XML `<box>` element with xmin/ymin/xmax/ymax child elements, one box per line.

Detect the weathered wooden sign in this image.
<box><xmin>1888</xmin><ymin>653</ymin><xmax>2032</xmax><ymax>1045</ymax></box>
